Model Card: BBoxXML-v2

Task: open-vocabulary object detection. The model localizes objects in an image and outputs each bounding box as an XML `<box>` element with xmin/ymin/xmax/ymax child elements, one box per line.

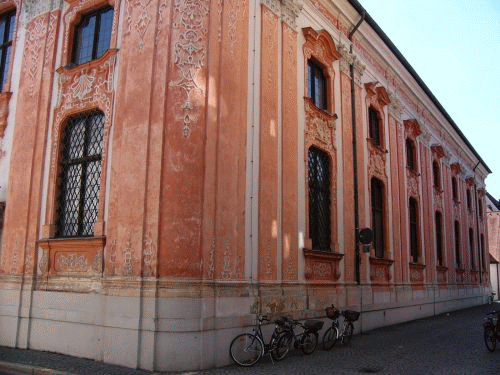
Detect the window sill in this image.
<box><xmin>38</xmin><ymin>236</ymin><xmax>105</xmax><ymax>276</ymax></box>
<box><xmin>303</xmin><ymin>249</ymin><xmax>343</xmax><ymax>282</ymax></box>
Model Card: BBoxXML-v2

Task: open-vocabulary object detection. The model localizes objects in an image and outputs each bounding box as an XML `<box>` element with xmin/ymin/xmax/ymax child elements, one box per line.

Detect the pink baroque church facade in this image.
<box><xmin>0</xmin><ymin>0</ymin><xmax>492</xmax><ymax>371</ymax></box>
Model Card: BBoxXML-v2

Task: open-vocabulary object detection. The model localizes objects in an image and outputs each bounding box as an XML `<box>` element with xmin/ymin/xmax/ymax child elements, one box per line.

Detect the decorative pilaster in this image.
<box><xmin>261</xmin><ymin>0</ymin><xmax>303</xmax><ymax>29</ymax></box>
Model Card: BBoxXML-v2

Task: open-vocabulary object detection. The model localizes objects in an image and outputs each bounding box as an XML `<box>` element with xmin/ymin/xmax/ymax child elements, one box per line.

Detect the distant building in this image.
<box><xmin>0</xmin><ymin>0</ymin><xmax>492</xmax><ymax>372</ymax></box>
<box><xmin>486</xmin><ymin>193</ymin><xmax>500</xmax><ymax>301</ymax></box>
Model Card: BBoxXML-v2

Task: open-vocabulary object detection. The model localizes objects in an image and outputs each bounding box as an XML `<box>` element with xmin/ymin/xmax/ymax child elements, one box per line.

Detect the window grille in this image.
<box><xmin>371</xmin><ymin>178</ymin><xmax>385</xmax><ymax>258</ymax></box>
<box><xmin>56</xmin><ymin>110</ymin><xmax>104</xmax><ymax>238</ymax></box>
<box><xmin>409</xmin><ymin>198</ymin><xmax>419</xmax><ymax>263</ymax></box>
<box><xmin>0</xmin><ymin>10</ymin><xmax>15</xmax><ymax>90</ymax></box>
<box><xmin>307</xmin><ymin>60</ymin><xmax>327</xmax><ymax>110</ymax></box>
<box><xmin>308</xmin><ymin>147</ymin><xmax>331</xmax><ymax>251</ymax></box>
<box><xmin>72</xmin><ymin>6</ymin><xmax>113</xmax><ymax>65</ymax></box>
<box><xmin>368</xmin><ymin>107</ymin><xmax>381</xmax><ymax>146</ymax></box>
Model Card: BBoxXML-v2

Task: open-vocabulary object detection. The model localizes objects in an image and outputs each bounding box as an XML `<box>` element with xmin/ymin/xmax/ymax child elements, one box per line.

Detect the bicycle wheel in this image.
<box><xmin>301</xmin><ymin>332</ymin><xmax>318</xmax><ymax>354</ymax></box>
<box><xmin>342</xmin><ymin>322</ymin><xmax>354</xmax><ymax>345</ymax></box>
<box><xmin>484</xmin><ymin>326</ymin><xmax>497</xmax><ymax>352</ymax></box>
<box><xmin>322</xmin><ymin>326</ymin><xmax>338</xmax><ymax>350</ymax></box>
<box><xmin>229</xmin><ymin>333</ymin><xmax>264</xmax><ymax>366</ymax></box>
<box><xmin>272</xmin><ymin>332</ymin><xmax>293</xmax><ymax>361</ymax></box>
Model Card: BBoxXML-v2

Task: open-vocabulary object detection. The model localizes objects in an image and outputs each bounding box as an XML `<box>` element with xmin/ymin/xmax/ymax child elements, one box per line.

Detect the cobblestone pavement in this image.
<box><xmin>197</xmin><ymin>303</ymin><xmax>500</xmax><ymax>375</ymax></box>
<box><xmin>1</xmin><ymin>303</ymin><xmax>500</xmax><ymax>375</ymax></box>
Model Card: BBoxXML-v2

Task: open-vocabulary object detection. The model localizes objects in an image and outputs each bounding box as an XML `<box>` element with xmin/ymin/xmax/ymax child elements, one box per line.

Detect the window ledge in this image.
<box><xmin>57</xmin><ymin>48</ymin><xmax>119</xmax><ymax>74</ymax></box>
<box><xmin>303</xmin><ymin>249</ymin><xmax>343</xmax><ymax>282</ymax></box>
<box><xmin>38</xmin><ymin>236</ymin><xmax>105</xmax><ymax>276</ymax></box>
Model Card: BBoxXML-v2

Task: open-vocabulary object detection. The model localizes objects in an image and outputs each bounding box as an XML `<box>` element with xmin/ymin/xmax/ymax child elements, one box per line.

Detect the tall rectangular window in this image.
<box><xmin>369</xmin><ymin>107</ymin><xmax>381</xmax><ymax>146</ymax></box>
<box><xmin>308</xmin><ymin>147</ymin><xmax>331</xmax><ymax>251</ymax></box>
<box><xmin>452</xmin><ymin>177</ymin><xmax>458</xmax><ymax>202</ymax></box>
<box><xmin>307</xmin><ymin>60</ymin><xmax>327</xmax><ymax>110</ymax></box>
<box><xmin>0</xmin><ymin>202</ymin><xmax>5</xmax><ymax>248</ymax></box>
<box><xmin>435</xmin><ymin>211</ymin><xmax>443</xmax><ymax>266</ymax></box>
<box><xmin>454</xmin><ymin>221</ymin><xmax>461</xmax><ymax>267</ymax></box>
<box><xmin>433</xmin><ymin>161</ymin><xmax>441</xmax><ymax>190</ymax></box>
<box><xmin>469</xmin><ymin>228</ymin><xmax>475</xmax><ymax>269</ymax></box>
<box><xmin>56</xmin><ymin>110</ymin><xmax>104</xmax><ymax>238</ymax></box>
<box><xmin>0</xmin><ymin>10</ymin><xmax>15</xmax><ymax>90</ymax></box>
<box><xmin>72</xmin><ymin>6</ymin><xmax>113</xmax><ymax>65</ymax></box>
<box><xmin>371</xmin><ymin>178</ymin><xmax>385</xmax><ymax>258</ymax></box>
<box><xmin>409</xmin><ymin>198</ymin><xmax>419</xmax><ymax>263</ymax></box>
<box><xmin>406</xmin><ymin>139</ymin><xmax>416</xmax><ymax>171</ymax></box>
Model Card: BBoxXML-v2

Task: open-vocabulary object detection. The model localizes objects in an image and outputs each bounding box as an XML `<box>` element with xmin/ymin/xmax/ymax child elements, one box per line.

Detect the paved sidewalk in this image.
<box><xmin>0</xmin><ymin>346</ymin><xmax>155</xmax><ymax>375</ymax></box>
<box><xmin>0</xmin><ymin>303</ymin><xmax>499</xmax><ymax>374</ymax></box>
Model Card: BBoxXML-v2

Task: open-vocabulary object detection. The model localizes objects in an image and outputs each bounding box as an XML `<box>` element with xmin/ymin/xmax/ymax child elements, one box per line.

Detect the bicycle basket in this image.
<box><xmin>343</xmin><ymin>310</ymin><xmax>360</xmax><ymax>322</ymax></box>
<box><xmin>325</xmin><ymin>306</ymin><xmax>340</xmax><ymax>320</ymax></box>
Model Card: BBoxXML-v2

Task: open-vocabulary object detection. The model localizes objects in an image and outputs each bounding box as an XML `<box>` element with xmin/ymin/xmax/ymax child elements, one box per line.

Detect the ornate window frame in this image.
<box><xmin>61</xmin><ymin>0</ymin><xmax>119</xmax><ymax>68</ymax></box>
<box><xmin>302</xmin><ymin>27</ymin><xmax>343</xmax><ymax>282</ymax></box>
<box><xmin>37</xmin><ymin>1</ymin><xmax>120</xmax><ymax>281</ymax></box>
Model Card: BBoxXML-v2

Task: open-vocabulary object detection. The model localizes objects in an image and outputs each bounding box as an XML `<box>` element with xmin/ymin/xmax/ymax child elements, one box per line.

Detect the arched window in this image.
<box><xmin>371</xmin><ymin>178</ymin><xmax>385</xmax><ymax>258</ymax></box>
<box><xmin>72</xmin><ymin>6</ymin><xmax>114</xmax><ymax>65</ymax></box>
<box><xmin>435</xmin><ymin>211</ymin><xmax>443</xmax><ymax>266</ymax></box>
<box><xmin>56</xmin><ymin>110</ymin><xmax>104</xmax><ymax>238</ymax></box>
<box><xmin>308</xmin><ymin>146</ymin><xmax>331</xmax><ymax>251</ymax></box>
<box><xmin>432</xmin><ymin>161</ymin><xmax>441</xmax><ymax>190</ymax></box>
<box><xmin>409</xmin><ymin>198</ymin><xmax>419</xmax><ymax>263</ymax></box>
<box><xmin>406</xmin><ymin>138</ymin><xmax>416</xmax><ymax>171</ymax></box>
<box><xmin>368</xmin><ymin>107</ymin><xmax>381</xmax><ymax>146</ymax></box>
<box><xmin>307</xmin><ymin>59</ymin><xmax>327</xmax><ymax>110</ymax></box>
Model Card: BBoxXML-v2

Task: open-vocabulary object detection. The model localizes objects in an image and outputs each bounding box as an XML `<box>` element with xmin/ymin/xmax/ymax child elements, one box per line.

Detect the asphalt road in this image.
<box><xmin>195</xmin><ymin>303</ymin><xmax>500</xmax><ymax>375</ymax></box>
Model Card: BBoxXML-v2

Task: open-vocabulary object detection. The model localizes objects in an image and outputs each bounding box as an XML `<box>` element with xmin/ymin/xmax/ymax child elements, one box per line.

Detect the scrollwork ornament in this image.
<box><xmin>169</xmin><ymin>0</ymin><xmax>210</xmax><ymax>137</ymax></box>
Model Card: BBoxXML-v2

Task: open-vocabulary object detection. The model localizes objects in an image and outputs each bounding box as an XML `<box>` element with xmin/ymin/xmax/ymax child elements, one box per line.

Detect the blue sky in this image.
<box><xmin>357</xmin><ymin>0</ymin><xmax>500</xmax><ymax>197</ymax></box>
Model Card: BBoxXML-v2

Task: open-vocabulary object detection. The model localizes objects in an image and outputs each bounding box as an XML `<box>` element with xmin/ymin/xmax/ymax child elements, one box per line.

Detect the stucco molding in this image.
<box><xmin>261</xmin><ymin>0</ymin><xmax>302</xmax><ymax>28</ymax></box>
<box><xmin>22</xmin><ymin>0</ymin><xmax>61</xmax><ymax>23</ymax></box>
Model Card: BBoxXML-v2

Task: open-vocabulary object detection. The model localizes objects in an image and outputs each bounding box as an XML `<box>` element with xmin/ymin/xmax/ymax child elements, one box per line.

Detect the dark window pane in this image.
<box><xmin>409</xmin><ymin>198</ymin><xmax>419</xmax><ymax>263</ymax></box>
<box><xmin>308</xmin><ymin>147</ymin><xmax>331</xmax><ymax>251</ymax></box>
<box><xmin>0</xmin><ymin>10</ymin><xmax>15</xmax><ymax>90</ymax></box>
<box><xmin>96</xmin><ymin>8</ymin><xmax>113</xmax><ymax>58</ymax></box>
<box><xmin>455</xmin><ymin>221</ymin><xmax>461</xmax><ymax>266</ymax></box>
<box><xmin>406</xmin><ymin>139</ymin><xmax>415</xmax><ymax>170</ymax></box>
<box><xmin>56</xmin><ymin>110</ymin><xmax>104</xmax><ymax>238</ymax></box>
<box><xmin>433</xmin><ymin>161</ymin><xmax>440</xmax><ymax>189</ymax></box>
<box><xmin>72</xmin><ymin>7</ymin><xmax>113</xmax><ymax>65</ymax></box>
<box><xmin>0</xmin><ymin>17</ymin><xmax>6</xmax><ymax>43</ymax></box>
<box><xmin>435</xmin><ymin>212</ymin><xmax>443</xmax><ymax>266</ymax></box>
<box><xmin>307</xmin><ymin>60</ymin><xmax>327</xmax><ymax>110</ymax></box>
<box><xmin>469</xmin><ymin>228</ymin><xmax>475</xmax><ymax>269</ymax></box>
<box><xmin>369</xmin><ymin>107</ymin><xmax>380</xmax><ymax>146</ymax></box>
<box><xmin>7</xmin><ymin>12</ymin><xmax>15</xmax><ymax>40</ymax></box>
<box><xmin>371</xmin><ymin>178</ymin><xmax>385</xmax><ymax>258</ymax></box>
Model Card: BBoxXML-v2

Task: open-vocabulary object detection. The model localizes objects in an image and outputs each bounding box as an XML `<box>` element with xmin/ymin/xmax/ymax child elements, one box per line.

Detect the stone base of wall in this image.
<box><xmin>0</xmin><ymin>280</ymin><xmax>491</xmax><ymax>372</ymax></box>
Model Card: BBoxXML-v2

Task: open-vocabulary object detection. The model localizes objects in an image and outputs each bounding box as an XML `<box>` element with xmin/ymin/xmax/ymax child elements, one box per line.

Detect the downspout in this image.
<box><xmin>349</xmin><ymin>11</ymin><xmax>365</xmax><ymax>285</ymax></box>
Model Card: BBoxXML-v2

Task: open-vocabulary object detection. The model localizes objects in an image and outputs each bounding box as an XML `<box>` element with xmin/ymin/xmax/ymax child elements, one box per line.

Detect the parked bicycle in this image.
<box><xmin>274</xmin><ymin>316</ymin><xmax>324</xmax><ymax>358</ymax></box>
<box><xmin>322</xmin><ymin>305</ymin><xmax>360</xmax><ymax>350</ymax></box>
<box><xmin>229</xmin><ymin>314</ymin><xmax>289</xmax><ymax>366</ymax></box>
<box><xmin>483</xmin><ymin>310</ymin><xmax>500</xmax><ymax>352</ymax></box>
